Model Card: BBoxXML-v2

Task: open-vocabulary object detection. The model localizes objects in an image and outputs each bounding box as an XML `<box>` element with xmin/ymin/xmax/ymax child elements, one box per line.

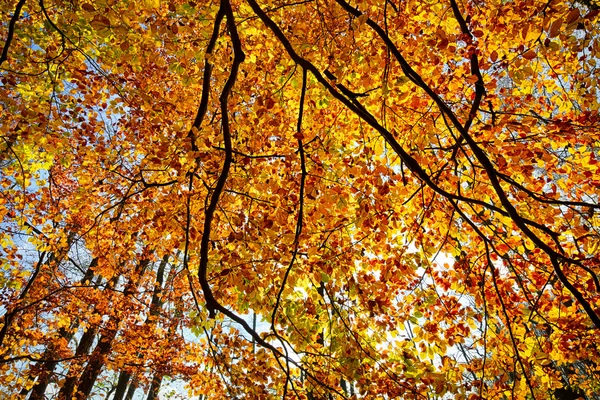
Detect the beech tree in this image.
<box><xmin>1</xmin><ymin>0</ymin><xmax>599</xmax><ymax>399</ymax></box>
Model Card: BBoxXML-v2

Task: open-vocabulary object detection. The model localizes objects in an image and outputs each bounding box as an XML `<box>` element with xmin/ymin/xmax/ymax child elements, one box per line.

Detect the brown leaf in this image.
<box><xmin>549</xmin><ymin>18</ymin><xmax>562</xmax><ymax>38</ymax></box>
<box><xmin>522</xmin><ymin>49</ymin><xmax>537</xmax><ymax>60</ymax></box>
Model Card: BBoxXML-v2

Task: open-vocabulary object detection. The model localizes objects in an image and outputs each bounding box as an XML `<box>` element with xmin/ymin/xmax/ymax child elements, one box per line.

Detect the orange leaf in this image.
<box><xmin>522</xmin><ymin>50</ymin><xmax>537</xmax><ymax>60</ymax></box>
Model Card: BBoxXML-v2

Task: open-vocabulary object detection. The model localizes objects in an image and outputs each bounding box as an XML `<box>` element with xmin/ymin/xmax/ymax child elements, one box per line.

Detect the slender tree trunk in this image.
<box><xmin>73</xmin><ymin>329</ymin><xmax>120</xmax><ymax>400</ymax></box>
<box><xmin>70</xmin><ymin>259</ymin><xmax>149</xmax><ymax>399</ymax></box>
<box><xmin>112</xmin><ymin>371</ymin><xmax>132</xmax><ymax>400</ymax></box>
<box><xmin>27</xmin><ymin>259</ymin><xmax>98</xmax><ymax>400</ymax></box>
<box><xmin>56</xmin><ymin>274</ymin><xmax>120</xmax><ymax>400</ymax></box>
<box><xmin>142</xmin><ymin>255</ymin><xmax>171</xmax><ymax>400</ymax></box>
<box><xmin>113</xmin><ymin>254</ymin><xmax>168</xmax><ymax>400</ymax></box>
<box><xmin>148</xmin><ymin>255</ymin><xmax>168</xmax><ymax>317</ymax></box>
<box><xmin>124</xmin><ymin>377</ymin><xmax>137</xmax><ymax>400</ymax></box>
<box><xmin>56</xmin><ymin>320</ymin><xmax>100</xmax><ymax>399</ymax></box>
<box><xmin>145</xmin><ymin>374</ymin><xmax>162</xmax><ymax>400</ymax></box>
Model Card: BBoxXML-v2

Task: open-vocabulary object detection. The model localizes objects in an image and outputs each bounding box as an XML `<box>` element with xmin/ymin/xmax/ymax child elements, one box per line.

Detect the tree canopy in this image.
<box><xmin>1</xmin><ymin>0</ymin><xmax>600</xmax><ymax>398</ymax></box>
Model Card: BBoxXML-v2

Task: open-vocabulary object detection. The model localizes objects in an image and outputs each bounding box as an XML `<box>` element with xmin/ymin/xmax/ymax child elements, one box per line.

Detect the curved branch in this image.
<box><xmin>194</xmin><ymin>4</ymin><xmax>348</xmax><ymax>397</ymax></box>
<box><xmin>189</xmin><ymin>6</ymin><xmax>225</xmax><ymax>151</ymax></box>
<box><xmin>0</xmin><ymin>0</ymin><xmax>26</xmax><ymax>67</ymax></box>
<box><xmin>197</xmin><ymin>0</ymin><xmax>245</xmax><ymax>319</ymax></box>
<box><xmin>449</xmin><ymin>0</ymin><xmax>485</xmax><ymax>132</ymax></box>
<box><xmin>271</xmin><ymin>67</ymin><xmax>308</xmax><ymax>328</ymax></box>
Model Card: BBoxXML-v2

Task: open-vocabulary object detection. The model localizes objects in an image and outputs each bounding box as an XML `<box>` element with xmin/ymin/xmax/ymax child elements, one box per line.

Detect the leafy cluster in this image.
<box><xmin>1</xmin><ymin>0</ymin><xmax>599</xmax><ymax>399</ymax></box>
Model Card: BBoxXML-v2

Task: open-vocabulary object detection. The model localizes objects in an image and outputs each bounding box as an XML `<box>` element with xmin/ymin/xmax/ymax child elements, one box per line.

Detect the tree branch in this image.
<box><xmin>0</xmin><ymin>0</ymin><xmax>26</xmax><ymax>67</ymax></box>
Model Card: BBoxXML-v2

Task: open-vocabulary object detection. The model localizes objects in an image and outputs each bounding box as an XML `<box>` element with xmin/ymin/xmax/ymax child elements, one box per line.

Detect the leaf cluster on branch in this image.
<box><xmin>0</xmin><ymin>0</ymin><xmax>599</xmax><ymax>399</ymax></box>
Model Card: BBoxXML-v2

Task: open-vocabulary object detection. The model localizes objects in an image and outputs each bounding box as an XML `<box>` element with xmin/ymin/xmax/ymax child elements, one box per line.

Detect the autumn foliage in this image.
<box><xmin>1</xmin><ymin>0</ymin><xmax>600</xmax><ymax>398</ymax></box>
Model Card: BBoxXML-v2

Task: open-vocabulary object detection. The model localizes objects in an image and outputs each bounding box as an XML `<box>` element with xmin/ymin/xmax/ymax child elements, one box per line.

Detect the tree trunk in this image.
<box><xmin>145</xmin><ymin>373</ymin><xmax>162</xmax><ymax>400</ymax></box>
<box><xmin>56</xmin><ymin>274</ymin><xmax>120</xmax><ymax>400</ymax></box>
<box><xmin>143</xmin><ymin>256</ymin><xmax>171</xmax><ymax>400</ymax></box>
<box><xmin>28</xmin><ymin>259</ymin><xmax>98</xmax><ymax>400</ymax></box>
<box><xmin>112</xmin><ymin>371</ymin><xmax>131</xmax><ymax>400</ymax></box>
<box><xmin>56</xmin><ymin>322</ymin><xmax>99</xmax><ymax>400</ymax></box>
<box><xmin>73</xmin><ymin>330</ymin><xmax>120</xmax><ymax>400</ymax></box>
<box><xmin>114</xmin><ymin>254</ymin><xmax>168</xmax><ymax>400</ymax></box>
<box><xmin>70</xmin><ymin>259</ymin><xmax>149</xmax><ymax>400</ymax></box>
<box><xmin>124</xmin><ymin>378</ymin><xmax>137</xmax><ymax>400</ymax></box>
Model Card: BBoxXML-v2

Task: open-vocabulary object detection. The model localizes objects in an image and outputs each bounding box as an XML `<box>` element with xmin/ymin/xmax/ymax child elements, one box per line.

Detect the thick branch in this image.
<box><xmin>197</xmin><ymin>0</ymin><xmax>245</xmax><ymax>319</ymax></box>
<box><xmin>188</xmin><ymin>6</ymin><xmax>225</xmax><ymax>151</ymax></box>
<box><xmin>333</xmin><ymin>0</ymin><xmax>600</xmax><ymax>328</ymax></box>
<box><xmin>246</xmin><ymin>0</ymin><xmax>556</xmax><ymax>242</ymax></box>
<box><xmin>0</xmin><ymin>0</ymin><xmax>26</xmax><ymax>67</ymax></box>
